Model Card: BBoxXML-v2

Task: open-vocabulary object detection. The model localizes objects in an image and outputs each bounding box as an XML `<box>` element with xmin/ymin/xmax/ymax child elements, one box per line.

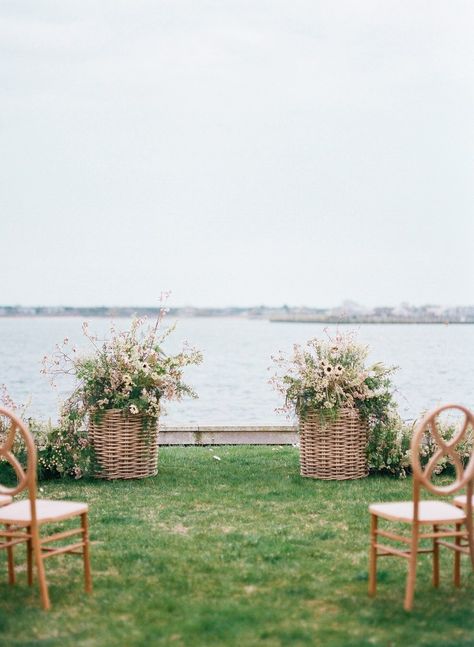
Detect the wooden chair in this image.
<box><xmin>368</xmin><ymin>404</ymin><xmax>474</xmax><ymax>611</ymax></box>
<box><xmin>0</xmin><ymin>407</ymin><xmax>92</xmax><ymax>610</ymax></box>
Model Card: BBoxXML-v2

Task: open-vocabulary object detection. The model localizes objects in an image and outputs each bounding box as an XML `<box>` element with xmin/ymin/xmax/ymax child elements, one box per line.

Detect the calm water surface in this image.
<box><xmin>0</xmin><ymin>317</ymin><xmax>472</xmax><ymax>425</ymax></box>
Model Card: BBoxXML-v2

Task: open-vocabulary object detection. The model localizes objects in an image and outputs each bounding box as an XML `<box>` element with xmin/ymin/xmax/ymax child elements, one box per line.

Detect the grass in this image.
<box><xmin>0</xmin><ymin>446</ymin><xmax>473</xmax><ymax>647</ymax></box>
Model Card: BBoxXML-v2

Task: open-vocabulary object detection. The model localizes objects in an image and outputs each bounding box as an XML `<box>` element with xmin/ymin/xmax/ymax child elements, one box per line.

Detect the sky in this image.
<box><xmin>0</xmin><ymin>1</ymin><xmax>473</xmax><ymax>309</ymax></box>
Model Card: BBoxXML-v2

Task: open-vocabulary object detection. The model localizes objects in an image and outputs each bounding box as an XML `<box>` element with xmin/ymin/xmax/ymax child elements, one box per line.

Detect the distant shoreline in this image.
<box><xmin>269</xmin><ymin>318</ymin><xmax>473</xmax><ymax>325</ymax></box>
<box><xmin>0</xmin><ymin>314</ymin><xmax>473</xmax><ymax>325</ymax></box>
<box><xmin>1</xmin><ymin>305</ymin><xmax>473</xmax><ymax>324</ymax></box>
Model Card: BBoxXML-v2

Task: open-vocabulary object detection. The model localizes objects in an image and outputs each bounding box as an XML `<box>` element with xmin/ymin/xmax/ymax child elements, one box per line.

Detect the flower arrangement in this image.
<box><xmin>42</xmin><ymin>306</ymin><xmax>203</xmax><ymax>431</ymax></box>
<box><xmin>270</xmin><ymin>330</ymin><xmax>397</xmax><ymax>423</ymax></box>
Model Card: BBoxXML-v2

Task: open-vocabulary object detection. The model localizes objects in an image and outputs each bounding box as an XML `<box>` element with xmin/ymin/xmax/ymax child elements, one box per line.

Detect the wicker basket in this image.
<box><xmin>89</xmin><ymin>409</ymin><xmax>159</xmax><ymax>480</ymax></box>
<box><xmin>299</xmin><ymin>408</ymin><xmax>368</xmax><ymax>480</ymax></box>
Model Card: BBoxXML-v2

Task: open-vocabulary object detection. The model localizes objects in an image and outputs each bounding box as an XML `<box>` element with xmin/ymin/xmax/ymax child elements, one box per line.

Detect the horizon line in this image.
<box><xmin>1</xmin><ymin>303</ymin><xmax>473</xmax><ymax>311</ymax></box>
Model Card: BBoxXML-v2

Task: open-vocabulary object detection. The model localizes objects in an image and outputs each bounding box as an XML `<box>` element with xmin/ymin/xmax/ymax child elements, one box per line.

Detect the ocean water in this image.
<box><xmin>0</xmin><ymin>317</ymin><xmax>473</xmax><ymax>426</ymax></box>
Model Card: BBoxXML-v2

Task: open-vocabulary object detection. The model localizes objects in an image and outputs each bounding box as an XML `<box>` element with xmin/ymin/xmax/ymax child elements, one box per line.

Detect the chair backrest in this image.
<box><xmin>411</xmin><ymin>404</ymin><xmax>474</xmax><ymax>497</ymax></box>
<box><xmin>0</xmin><ymin>406</ymin><xmax>37</xmax><ymax>498</ymax></box>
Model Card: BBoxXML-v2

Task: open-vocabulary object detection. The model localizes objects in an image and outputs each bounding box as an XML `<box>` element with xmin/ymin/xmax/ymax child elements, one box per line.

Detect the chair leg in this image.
<box><xmin>454</xmin><ymin>522</ymin><xmax>461</xmax><ymax>587</ymax></box>
<box><xmin>368</xmin><ymin>514</ymin><xmax>378</xmax><ymax>597</ymax></box>
<box><xmin>6</xmin><ymin>525</ymin><xmax>15</xmax><ymax>585</ymax></box>
<box><xmin>404</xmin><ymin>527</ymin><xmax>419</xmax><ymax>611</ymax></box>
<box><xmin>27</xmin><ymin>527</ymin><xmax>33</xmax><ymax>586</ymax></box>
<box><xmin>466</xmin><ymin>509</ymin><xmax>474</xmax><ymax>571</ymax></box>
<box><xmin>31</xmin><ymin>526</ymin><xmax>50</xmax><ymax>610</ymax></box>
<box><xmin>81</xmin><ymin>512</ymin><xmax>92</xmax><ymax>594</ymax></box>
<box><xmin>432</xmin><ymin>524</ymin><xmax>439</xmax><ymax>588</ymax></box>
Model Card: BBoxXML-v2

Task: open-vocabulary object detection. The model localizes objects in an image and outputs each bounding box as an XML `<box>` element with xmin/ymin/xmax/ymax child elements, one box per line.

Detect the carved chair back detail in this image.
<box><xmin>0</xmin><ymin>407</ymin><xmax>37</xmax><ymax>499</ymax></box>
<box><xmin>411</xmin><ymin>404</ymin><xmax>474</xmax><ymax>499</ymax></box>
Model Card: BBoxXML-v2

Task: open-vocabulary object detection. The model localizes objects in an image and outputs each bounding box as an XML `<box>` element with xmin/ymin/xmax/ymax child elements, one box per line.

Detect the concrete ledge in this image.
<box><xmin>158</xmin><ymin>425</ymin><xmax>298</xmax><ymax>445</ymax></box>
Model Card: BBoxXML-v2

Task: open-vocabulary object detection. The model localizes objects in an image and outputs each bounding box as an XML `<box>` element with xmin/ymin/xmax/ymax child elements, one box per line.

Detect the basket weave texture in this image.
<box><xmin>89</xmin><ymin>409</ymin><xmax>159</xmax><ymax>480</ymax></box>
<box><xmin>299</xmin><ymin>408</ymin><xmax>368</xmax><ymax>480</ymax></box>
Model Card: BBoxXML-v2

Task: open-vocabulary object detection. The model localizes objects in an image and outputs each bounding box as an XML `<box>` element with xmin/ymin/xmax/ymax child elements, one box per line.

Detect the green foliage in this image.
<box><xmin>367</xmin><ymin>416</ymin><xmax>412</xmax><ymax>477</ymax></box>
<box><xmin>1</xmin><ymin>385</ymin><xmax>96</xmax><ymax>482</ymax></box>
<box><xmin>367</xmin><ymin>416</ymin><xmax>473</xmax><ymax>479</ymax></box>
<box><xmin>0</xmin><ymin>420</ymin><xmax>95</xmax><ymax>482</ymax></box>
<box><xmin>0</xmin><ymin>417</ymin><xmax>96</xmax><ymax>482</ymax></box>
<box><xmin>36</xmin><ymin>419</ymin><xmax>97</xmax><ymax>480</ymax></box>
<box><xmin>417</xmin><ymin>421</ymin><xmax>473</xmax><ymax>474</ymax></box>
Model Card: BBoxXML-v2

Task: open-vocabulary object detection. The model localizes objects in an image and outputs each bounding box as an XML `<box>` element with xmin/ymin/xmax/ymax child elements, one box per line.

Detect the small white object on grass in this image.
<box><xmin>213</xmin><ymin>455</ymin><xmax>221</xmax><ymax>461</ymax></box>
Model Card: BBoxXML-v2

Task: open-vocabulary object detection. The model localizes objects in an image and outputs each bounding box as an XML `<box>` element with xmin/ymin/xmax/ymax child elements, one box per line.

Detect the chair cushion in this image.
<box><xmin>453</xmin><ymin>495</ymin><xmax>473</xmax><ymax>509</ymax></box>
<box><xmin>0</xmin><ymin>494</ymin><xmax>13</xmax><ymax>507</ymax></box>
<box><xmin>369</xmin><ymin>500</ymin><xmax>466</xmax><ymax>524</ymax></box>
<box><xmin>0</xmin><ymin>499</ymin><xmax>88</xmax><ymax>526</ymax></box>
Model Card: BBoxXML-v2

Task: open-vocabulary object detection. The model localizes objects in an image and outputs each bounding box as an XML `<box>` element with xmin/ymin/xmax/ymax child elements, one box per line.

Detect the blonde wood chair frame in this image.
<box><xmin>368</xmin><ymin>404</ymin><xmax>474</xmax><ymax>611</ymax></box>
<box><xmin>0</xmin><ymin>407</ymin><xmax>92</xmax><ymax>610</ymax></box>
<box><xmin>453</xmin><ymin>493</ymin><xmax>474</xmax><ymax>561</ymax></box>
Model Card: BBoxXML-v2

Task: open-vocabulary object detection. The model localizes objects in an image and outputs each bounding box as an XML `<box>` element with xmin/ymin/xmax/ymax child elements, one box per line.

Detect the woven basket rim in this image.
<box><xmin>299</xmin><ymin>407</ymin><xmax>362</xmax><ymax>420</ymax></box>
<box><xmin>89</xmin><ymin>408</ymin><xmax>158</xmax><ymax>421</ymax></box>
<box><xmin>90</xmin><ymin>407</ymin><xmax>148</xmax><ymax>415</ymax></box>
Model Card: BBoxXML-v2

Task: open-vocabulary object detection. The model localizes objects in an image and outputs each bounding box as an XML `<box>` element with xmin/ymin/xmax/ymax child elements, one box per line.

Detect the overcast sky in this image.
<box><xmin>1</xmin><ymin>1</ymin><xmax>473</xmax><ymax>308</ymax></box>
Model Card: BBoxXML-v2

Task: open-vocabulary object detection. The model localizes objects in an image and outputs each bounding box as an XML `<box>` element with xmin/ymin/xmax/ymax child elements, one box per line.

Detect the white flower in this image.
<box><xmin>129</xmin><ymin>404</ymin><xmax>139</xmax><ymax>414</ymax></box>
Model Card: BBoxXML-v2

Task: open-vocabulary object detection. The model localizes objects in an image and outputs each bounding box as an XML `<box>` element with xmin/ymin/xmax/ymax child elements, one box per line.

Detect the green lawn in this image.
<box><xmin>0</xmin><ymin>447</ymin><xmax>473</xmax><ymax>647</ymax></box>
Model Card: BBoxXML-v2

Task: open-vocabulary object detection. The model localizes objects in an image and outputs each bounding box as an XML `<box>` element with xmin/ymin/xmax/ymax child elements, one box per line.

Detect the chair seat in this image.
<box><xmin>369</xmin><ymin>500</ymin><xmax>466</xmax><ymax>524</ymax></box>
<box><xmin>0</xmin><ymin>494</ymin><xmax>13</xmax><ymax>507</ymax></box>
<box><xmin>453</xmin><ymin>495</ymin><xmax>473</xmax><ymax>509</ymax></box>
<box><xmin>0</xmin><ymin>499</ymin><xmax>88</xmax><ymax>526</ymax></box>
